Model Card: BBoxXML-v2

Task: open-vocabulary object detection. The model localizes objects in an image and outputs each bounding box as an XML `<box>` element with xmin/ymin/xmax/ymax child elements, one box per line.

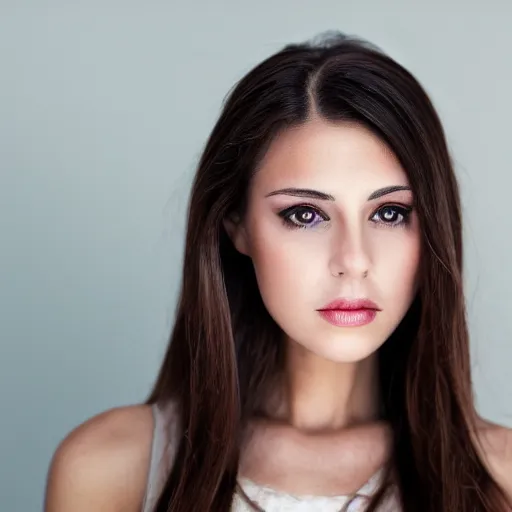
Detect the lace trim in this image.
<box><xmin>237</xmin><ymin>466</ymin><xmax>382</xmax><ymax>500</ymax></box>
<box><xmin>234</xmin><ymin>468</ymin><xmax>383</xmax><ymax>511</ymax></box>
<box><xmin>235</xmin><ymin>481</ymin><xmax>370</xmax><ymax>512</ymax></box>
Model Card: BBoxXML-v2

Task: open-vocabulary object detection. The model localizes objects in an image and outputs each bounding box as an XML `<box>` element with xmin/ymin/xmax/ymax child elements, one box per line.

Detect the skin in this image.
<box><xmin>228</xmin><ymin>118</ymin><xmax>420</xmax><ymax>433</ymax></box>
<box><xmin>44</xmin><ymin>119</ymin><xmax>512</xmax><ymax>511</ymax></box>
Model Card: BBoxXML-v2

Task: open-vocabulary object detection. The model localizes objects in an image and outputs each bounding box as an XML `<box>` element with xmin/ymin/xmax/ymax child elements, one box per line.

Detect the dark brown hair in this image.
<box><xmin>146</xmin><ymin>32</ymin><xmax>510</xmax><ymax>511</ymax></box>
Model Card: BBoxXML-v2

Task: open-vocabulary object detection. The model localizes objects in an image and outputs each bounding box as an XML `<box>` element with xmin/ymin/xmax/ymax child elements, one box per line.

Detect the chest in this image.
<box><xmin>238</xmin><ymin>422</ymin><xmax>390</xmax><ymax>497</ymax></box>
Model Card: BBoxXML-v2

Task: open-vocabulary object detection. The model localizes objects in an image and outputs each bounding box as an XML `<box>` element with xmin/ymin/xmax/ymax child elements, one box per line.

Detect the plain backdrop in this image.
<box><xmin>1</xmin><ymin>1</ymin><xmax>511</xmax><ymax>510</ymax></box>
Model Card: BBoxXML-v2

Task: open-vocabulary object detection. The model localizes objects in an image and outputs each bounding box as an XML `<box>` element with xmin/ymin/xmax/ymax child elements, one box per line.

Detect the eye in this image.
<box><xmin>279</xmin><ymin>205</ymin><xmax>329</xmax><ymax>229</ymax></box>
<box><xmin>371</xmin><ymin>204</ymin><xmax>412</xmax><ymax>227</ymax></box>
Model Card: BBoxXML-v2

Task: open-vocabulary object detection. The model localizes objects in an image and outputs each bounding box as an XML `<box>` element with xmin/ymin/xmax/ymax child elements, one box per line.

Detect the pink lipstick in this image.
<box><xmin>317</xmin><ymin>298</ymin><xmax>380</xmax><ymax>327</ymax></box>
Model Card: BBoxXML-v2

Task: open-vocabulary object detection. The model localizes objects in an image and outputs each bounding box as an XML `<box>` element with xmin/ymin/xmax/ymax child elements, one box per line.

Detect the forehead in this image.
<box><xmin>253</xmin><ymin>119</ymin><xmax>409</xmax><ymax>195</ymax></box>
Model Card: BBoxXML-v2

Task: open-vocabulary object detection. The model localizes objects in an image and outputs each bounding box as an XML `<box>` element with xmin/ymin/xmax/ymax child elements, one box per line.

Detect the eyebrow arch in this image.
<box><xmin>265</xmin><ymin>188</ymin><xmax>335</xmax><ymax>200</ymax></box>
<box><xmin>265</xmin><ymin>185</ymin><xmax>411</xmax><ymax>201</ymax></box>
<box><xmin>367</xmin><ymin>185</ymin><xmax>412</xmax><ymax>200</ymax></box>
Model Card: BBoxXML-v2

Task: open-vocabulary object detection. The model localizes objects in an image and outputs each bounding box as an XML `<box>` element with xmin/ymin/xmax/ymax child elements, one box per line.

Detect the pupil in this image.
<box><xmin>299</xmin><ymin>210</ymin><xmax>313</xmax><ymax>223</ymax></box>
<box><xmin>383</xmin><ymin>208</ymin><xmax>395</xmax><ymax>221</ymax></box>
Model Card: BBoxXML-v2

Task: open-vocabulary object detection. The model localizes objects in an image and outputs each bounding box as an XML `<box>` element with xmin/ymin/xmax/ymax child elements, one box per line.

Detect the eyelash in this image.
<box><xmin>278</xmin><ymin>203</ymin><xmax>413</xmax><ymax>230</ymax></box>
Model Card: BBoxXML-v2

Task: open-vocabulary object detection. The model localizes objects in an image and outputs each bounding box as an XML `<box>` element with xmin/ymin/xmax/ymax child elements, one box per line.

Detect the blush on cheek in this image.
<box><xmin>253</xmin><ymin>234</ymin><xmax>328</xmax><ymax>287</ymax></box>
<box><xmin>253</xmin><ymin>248</ymin><xmax>298</xmax><ymax>284</ymax></box>
<box><xmin>395</xmin><ymin>247</ymin><xmax>421</xmax><ymax>300</ymax></box>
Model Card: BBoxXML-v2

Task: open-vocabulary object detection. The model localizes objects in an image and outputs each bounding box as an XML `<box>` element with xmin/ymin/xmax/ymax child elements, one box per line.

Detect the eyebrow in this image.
<box><xmin>367</xmin><ymin>185</ymin><xmax>412</xmax><ymax>200</ymax></box>
<box><xmin>265</xmin><ymin>188</ymin><xmax>335</xmax><ymax>200</ymax></box>
<box><xmin>265</xmin><ymin>185</ymin><xmax>412</xmax><ymax>201</ymax></box>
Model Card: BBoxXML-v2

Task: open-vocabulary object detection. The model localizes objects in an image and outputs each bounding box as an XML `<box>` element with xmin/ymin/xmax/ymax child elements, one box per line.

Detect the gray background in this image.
<box><xmin>1</xmin><ymin>2</ymin><xmax>511</xmax><ymax>510</ymax></box>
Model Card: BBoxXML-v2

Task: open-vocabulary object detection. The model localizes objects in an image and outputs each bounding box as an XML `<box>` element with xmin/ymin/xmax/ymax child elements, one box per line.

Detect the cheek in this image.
<box><xmin>247</xmin><ymin>223</ymin><xmax>326</xmax><ymax>307</ymax></box>
<box><xmin>252</xmin><ymin>235</ymin><xmax>319</xmax><ymax>283</ymax></box>
<box><xmin>376</xmin><ymin>231</ymin><xmax>421</xmax><ymax>300</ymax></box>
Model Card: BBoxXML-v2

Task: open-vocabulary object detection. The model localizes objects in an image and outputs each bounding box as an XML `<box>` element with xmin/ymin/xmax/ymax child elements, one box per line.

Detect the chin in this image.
<box><xmin>299</xmin><ymin>335</ymin><xmax>383</xmax><ymax>363</ymax></box>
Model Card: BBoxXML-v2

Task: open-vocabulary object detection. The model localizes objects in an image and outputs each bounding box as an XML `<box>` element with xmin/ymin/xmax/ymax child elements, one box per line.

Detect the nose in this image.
<box><xmin>328</xmin><ymin>225</ymin><xmax>371</xmax><ymax>279</ymax></box>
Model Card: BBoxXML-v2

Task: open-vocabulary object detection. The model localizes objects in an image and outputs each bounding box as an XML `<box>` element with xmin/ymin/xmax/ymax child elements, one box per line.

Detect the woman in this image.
<box><xmin>44</xmin><ymin>32</ymin><xmax>512</xmax><ymax>511</ymax></box>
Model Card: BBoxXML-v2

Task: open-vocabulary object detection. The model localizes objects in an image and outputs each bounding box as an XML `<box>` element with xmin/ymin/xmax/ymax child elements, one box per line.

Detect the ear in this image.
<box><xmin>223</xmin><ymin>213</ymin><xmax>251</xmax><ymax>256</ymax></box>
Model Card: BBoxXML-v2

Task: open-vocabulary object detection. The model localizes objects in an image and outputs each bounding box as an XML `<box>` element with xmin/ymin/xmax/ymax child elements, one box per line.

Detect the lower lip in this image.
<box><xmin>318</xmin><ymin>309</ymin><xmax>377</xmax><ymax>327</ymax></box>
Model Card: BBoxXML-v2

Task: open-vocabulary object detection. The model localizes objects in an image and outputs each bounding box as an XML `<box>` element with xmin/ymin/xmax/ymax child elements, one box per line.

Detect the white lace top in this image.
<box><xmin>142</xmin><ymin>402</ymin><xmax>401</xmax><ymax>511</ymax></box>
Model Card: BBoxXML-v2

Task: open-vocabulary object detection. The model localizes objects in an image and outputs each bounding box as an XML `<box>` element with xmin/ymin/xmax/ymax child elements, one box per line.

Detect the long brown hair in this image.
<box><xmin>146</xmin><ymin>32</ymin><xmax>510</xmax><ymax>511</ymax></box>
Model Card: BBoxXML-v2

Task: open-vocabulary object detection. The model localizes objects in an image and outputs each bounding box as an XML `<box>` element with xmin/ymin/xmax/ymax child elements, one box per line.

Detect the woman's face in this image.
<box><xmin>228</xmin><ymin>119</ymin><xmax>421</xmax><ymax>362</ymax></box>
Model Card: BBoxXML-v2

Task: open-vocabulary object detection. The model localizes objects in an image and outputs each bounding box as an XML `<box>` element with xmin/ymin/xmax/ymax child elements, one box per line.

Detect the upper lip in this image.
<box><xmin>318</xmin><ymin>298</ymin><xmax>381</xmax><ymax>311</ymax></box>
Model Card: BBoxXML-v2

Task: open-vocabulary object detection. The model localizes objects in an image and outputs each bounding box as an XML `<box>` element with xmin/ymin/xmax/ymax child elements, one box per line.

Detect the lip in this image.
<box><xmin>317</xmin><ymin>298</ymin><xmax>380</xmax><ymax>327</ymax></box>
<box><xmin>319</xmin><ymin>298</ymin><xmax>380</xmax><ymax>311</ymax></box>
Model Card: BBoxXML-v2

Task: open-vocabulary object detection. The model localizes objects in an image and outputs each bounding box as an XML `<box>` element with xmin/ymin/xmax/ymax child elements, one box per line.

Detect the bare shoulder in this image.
<box><xmin>475</xmin><ymin>416</ymin><xmax>512</xmax><ymax>500</ymax></box>
<box><xmin>44</xmin><ymin>404</ymin><xmax>154</xmax><ymax>512</ymax></box>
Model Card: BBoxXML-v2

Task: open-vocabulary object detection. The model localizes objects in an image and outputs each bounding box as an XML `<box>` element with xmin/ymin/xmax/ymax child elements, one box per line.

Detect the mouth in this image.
<box><xmin>316</xmin><ymin>298</ymin><xmax>380</xmax><ymax>327</ymax></box>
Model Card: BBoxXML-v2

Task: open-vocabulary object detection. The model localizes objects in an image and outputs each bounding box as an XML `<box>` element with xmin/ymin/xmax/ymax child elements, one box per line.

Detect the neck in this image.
<box><xmin>277</xmin><ymin>339</ymin><xmax>381</xmax><ymax>432</ymax></box>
